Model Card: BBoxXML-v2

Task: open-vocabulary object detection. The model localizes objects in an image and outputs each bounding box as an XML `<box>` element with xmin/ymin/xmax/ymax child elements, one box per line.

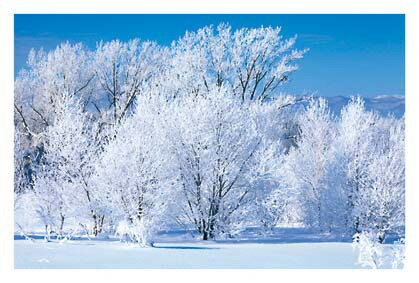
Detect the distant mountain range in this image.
<box><xmin>322</xmin><ymin>95</ymin><xmax>405</xmax><ymax>118</ymax></box>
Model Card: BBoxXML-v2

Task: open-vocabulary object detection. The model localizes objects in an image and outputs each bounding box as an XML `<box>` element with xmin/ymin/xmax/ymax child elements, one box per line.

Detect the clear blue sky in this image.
<box><xmin>15</xmin><ymin>14</ymin><xmax>405</xmax><ymax>98</ymax></box>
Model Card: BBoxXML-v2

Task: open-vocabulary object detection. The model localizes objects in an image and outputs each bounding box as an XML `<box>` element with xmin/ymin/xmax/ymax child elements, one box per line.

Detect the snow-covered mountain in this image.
<box><xmin>325</xmin><ymin>95</ymin><xmax>405</xmax><ymax>118</ymax></box>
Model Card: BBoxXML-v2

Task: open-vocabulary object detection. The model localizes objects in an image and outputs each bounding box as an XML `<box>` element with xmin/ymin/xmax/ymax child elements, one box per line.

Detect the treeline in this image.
<box><xmin>14</xmin><ymin>24</ymin><xmax>404</xmax><ymax>246</ymax></box>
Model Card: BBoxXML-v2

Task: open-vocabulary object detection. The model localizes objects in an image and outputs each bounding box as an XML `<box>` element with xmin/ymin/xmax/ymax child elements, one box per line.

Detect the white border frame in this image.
<box><xmin>0</xmin><ymin>0</ymin><xmax>418</xmax><ymax>282</ymax></box>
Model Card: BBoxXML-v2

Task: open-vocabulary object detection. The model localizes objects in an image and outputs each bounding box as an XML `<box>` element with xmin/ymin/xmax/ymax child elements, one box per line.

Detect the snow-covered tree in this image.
<box><xmin>334</xmin><ymin>97</ymin><xmax>379</xmax><ymax>234</ymax></box>
<box><xmin>27</xmin><ymin>93</ymin><xmax>100</xmax><ymax>239</ymax></box>
<box><xmin>14</xmin><ymin>129</ymin><xmax>32</xmax><ymax>194</ymax></box>
<box><xmin>162</xmin><ymin>87</ymin><xmax>287</xmax><ymax>239</ymax></box>
<box><xmin>14</xmin><ymin>43</ymin><xmax>96</xmax><ymax>209</ymax></box>
<box><xmin>160</xmin><ymin>23</ymin><xmax>307</xmax><ymax>102</ymax></box>
<box><xmin>93</xmin><ymin>39</ymin><xmax>164</xmax><ymax>125</ymax></box>
<box><xmin>92</xmin><ymin>95</ymin><xmax>175</xmax><ymax>246</ymax></box>
<box><xmin>274</xmin><ymin>98</ymin><xmax>337</xmax><ymax>230</ymax></box>
<box><xmin>354</xmin><ymin>117</ymin><xmax>405</xmax><ymax>241</ymax></box>
<box><xmin>15</xmin><ymin>43</ymin><xmax>94</xmax><ymax>135</ymax></box>
<box><xmin>333</xmin><ymin>97</ymin><xmax>405</xmax><ymax>239</ymax></box>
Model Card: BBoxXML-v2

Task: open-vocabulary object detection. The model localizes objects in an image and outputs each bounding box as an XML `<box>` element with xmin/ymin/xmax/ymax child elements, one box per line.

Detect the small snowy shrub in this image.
<box><xmin>391</xmin><ymin>238</ymin><xmax>405</xmax><ymax>269</ymax></box>
<box><xmin>353</xmin><ymin>232</ymin><xmax>405</xmax><ymax>269</ymax></box>
<box><xmin>115</xmin><ymin>220</ymin><xmax>155</xmax><ymax>247</ymax></box>
<box><xmin>353</xmin><ymin>232</ymin><xmax>386</xmax><ymax>269</ymax></box>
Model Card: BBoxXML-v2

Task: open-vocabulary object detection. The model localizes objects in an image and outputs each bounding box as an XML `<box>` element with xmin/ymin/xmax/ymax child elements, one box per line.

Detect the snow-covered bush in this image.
<box><xmin>391</xmin><ymin>238</ymin><xmax>406</xmax><ymax>269</ymax></box>
<box><xmin>353</xmin><ymin>232</ymin><xmax>405</xmax><ymax>269</ymax></box>
<box><xmin>353</xmin><ymin>232</ymin><xmax>386</xmax><ymax>269</ymax></box>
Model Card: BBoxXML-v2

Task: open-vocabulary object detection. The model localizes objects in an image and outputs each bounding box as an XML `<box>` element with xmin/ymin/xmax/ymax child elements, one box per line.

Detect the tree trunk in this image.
<box><xmin>354</xmin><ymin>217</ymin><xmax>360</xmax><ymax>234</ymax></box>
<box><xmin>202</xmin><ymin>223</ymin><xmax>215</xmax><ymax>240</ymax></box>
<box><xmin>44</xmin><ymin>225</ymin><xmax>50</xmax><ymax>242</ymax></box>
<box><xmin>318</xmin><ymin>201</ymin><xmax>324</xmax><ymax>232</ymax></box>
<box><xmin>202</xmin><ymin>230</ymin><xmax>209</xmax><ymax>240</ymax></box>
<box><xmin>91</xmin><ymin>210</ymin><xmax>105</xmax><ymax>237</ymax></box>
<box><xmin>92</xmin><ymin>213</ymin><xmax>98</xmax><ymax>236</ymax></box>
<box><xmin>59</xmin><ymin>213</ymin><xmax>65</xmax><ymax>236</ymax></box>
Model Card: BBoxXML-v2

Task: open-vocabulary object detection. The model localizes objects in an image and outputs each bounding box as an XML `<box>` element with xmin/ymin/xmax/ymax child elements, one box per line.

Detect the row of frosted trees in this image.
<box><xmin>14</xmin><ymin>24</ymin><xmax>404</xmax><ymax>247</ymax></box>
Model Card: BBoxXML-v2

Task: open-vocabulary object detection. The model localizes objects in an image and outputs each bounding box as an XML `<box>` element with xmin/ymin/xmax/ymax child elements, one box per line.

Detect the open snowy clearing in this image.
<box><xmin>15</xmin><ymin>228</ymin><xmax>400</xmax><ymax>268</ymax></box>
<box><xmin>16</xmin><ymin>238</ymin><xmax>369</xmax><ymax>269</ymax></box>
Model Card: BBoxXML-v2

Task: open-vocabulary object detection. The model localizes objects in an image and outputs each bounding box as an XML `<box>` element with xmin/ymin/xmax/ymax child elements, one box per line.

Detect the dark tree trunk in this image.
<box><xmin>202</xmin><ymin>231</ymin><xmax>209</xmax><ymax>240</ymax></box>
<box><xmin>92</xmin><ymin>212</ymin><xmax>104</xmax><ymax>236</ymax></box>
<box><xmin>59</xmin><ymin>213</ymin><xmax>65</xmax><ymax>235</ymax></box>
<box><xmin>44</xmin><ymin>225</ymin><xmax>50</xmax><ymax>242</ymax></box>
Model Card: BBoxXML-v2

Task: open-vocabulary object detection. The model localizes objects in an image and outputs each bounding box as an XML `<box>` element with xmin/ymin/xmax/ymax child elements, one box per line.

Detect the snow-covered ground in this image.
<box><xmin>15</xmin><ymin>239</ymin><xmax>363</xmax><ymax>269</ymax></box>
<box><xmin>15</xmin><ymin>228</ymin><xmax>396</xmax><ymax>269</ymax></box>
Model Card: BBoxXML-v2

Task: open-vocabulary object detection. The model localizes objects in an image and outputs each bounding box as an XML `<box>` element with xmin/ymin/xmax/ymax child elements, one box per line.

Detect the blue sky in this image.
<box><xmin>15</xmin><ymin>14</ymin><xmax>405</xmax><ymax>98</ymax></box>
